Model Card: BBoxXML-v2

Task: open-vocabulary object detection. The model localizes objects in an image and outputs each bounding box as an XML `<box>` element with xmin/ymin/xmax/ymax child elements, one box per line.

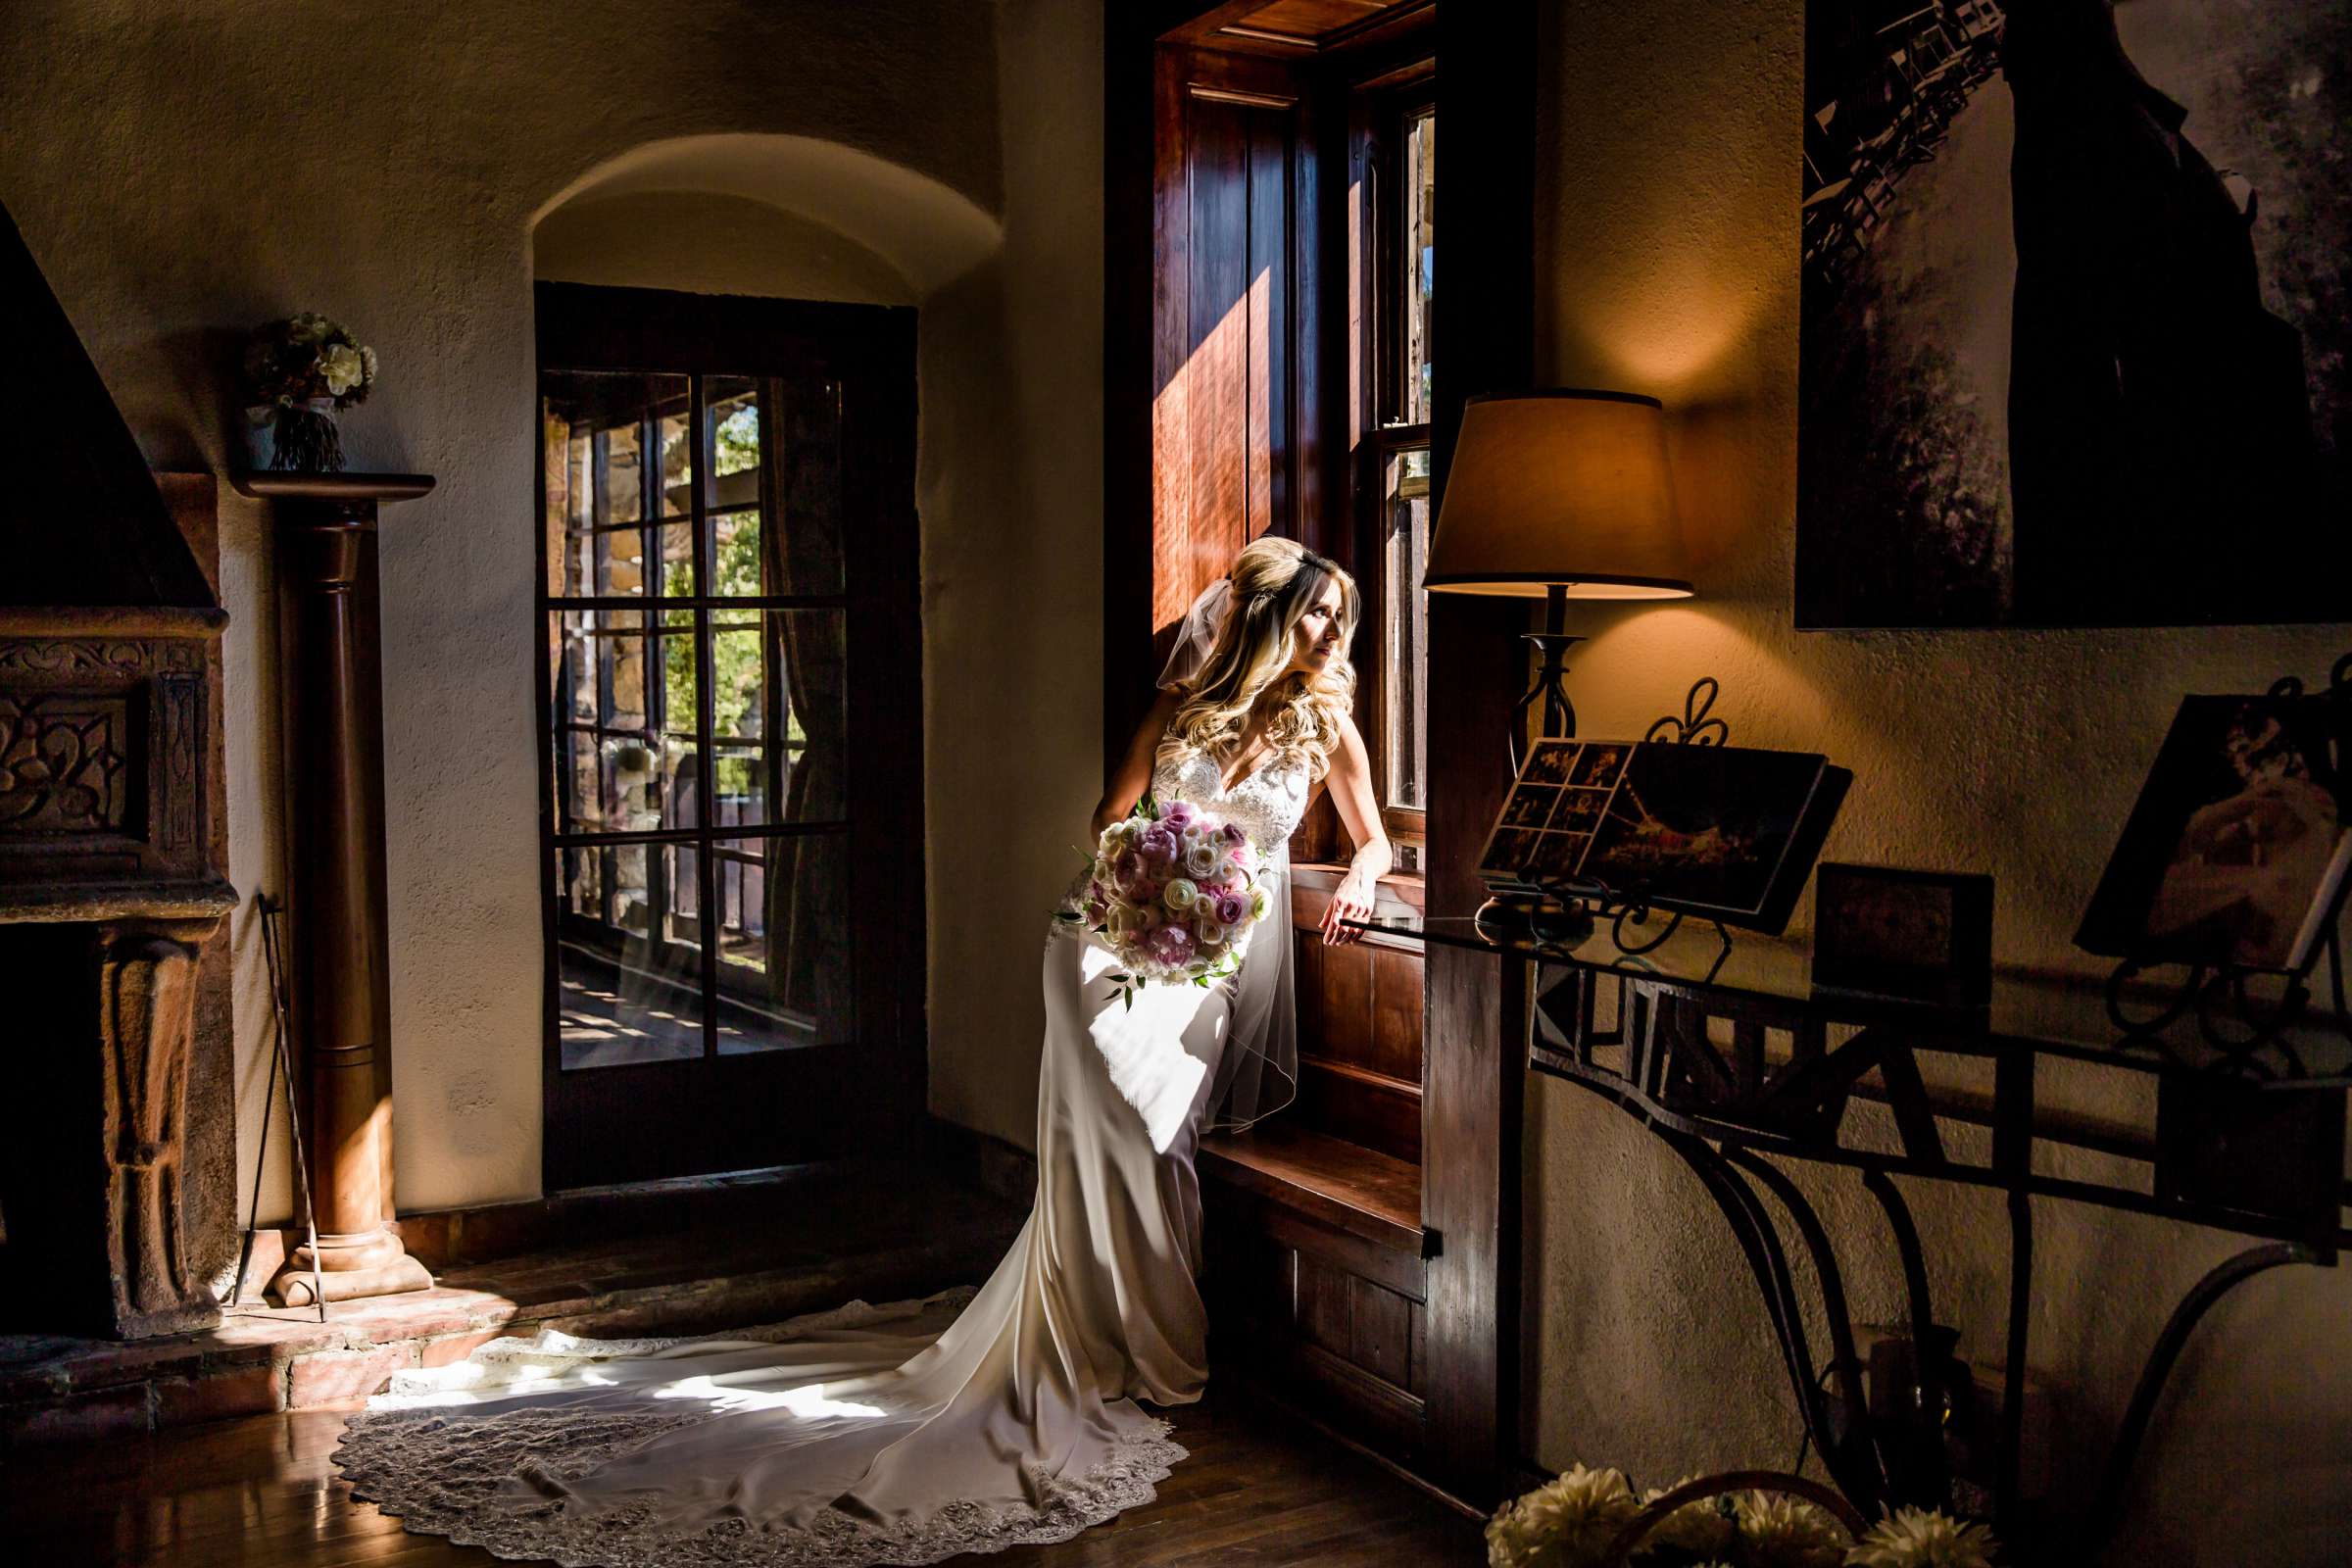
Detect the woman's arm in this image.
<box><xmin>1091</xmin><ymin>688</ymin><xmax>1184</xmax><ymax>840</ymax></box>
<box><xmin>1316</xmin><ymin>712</ymin><xmax>1393</xmax><ymax>946</ymax></box>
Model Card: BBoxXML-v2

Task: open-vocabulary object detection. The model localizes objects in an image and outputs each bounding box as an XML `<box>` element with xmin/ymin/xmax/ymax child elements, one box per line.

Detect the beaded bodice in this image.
<box><xmin>1052</xmin><ymin>744</ymin><xmax>1311</xmax><ymax>937</ymax></box>
<box><xmin>1150</xmin><ymin>744</ymin><xmax>1312</xmax><ymax>861</ymax></box>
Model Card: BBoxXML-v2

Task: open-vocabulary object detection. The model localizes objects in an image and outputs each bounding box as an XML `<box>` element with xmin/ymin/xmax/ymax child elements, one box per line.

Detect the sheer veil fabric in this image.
<box><xmin>331</xmin><ymin>671</ymin><xmax>1314</xmax><ymax>1565</ymax></box>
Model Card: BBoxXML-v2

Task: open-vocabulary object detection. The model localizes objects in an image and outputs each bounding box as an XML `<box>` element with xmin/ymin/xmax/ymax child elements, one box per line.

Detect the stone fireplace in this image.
<box><xmin>0</xmin><ymin>202</ymin><xmax>237</xmax><ymax>1340</ymax></box>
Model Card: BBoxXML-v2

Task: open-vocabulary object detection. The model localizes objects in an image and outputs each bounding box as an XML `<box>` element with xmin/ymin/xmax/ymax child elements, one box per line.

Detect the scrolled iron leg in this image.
<box><xmin>1660</xmin><ymin>1132</ymin><xmax>1881</xmax><ymax>1517</ymax></box>
<box><xmin>2080</xmin><ymin>1242</ymin><xmax>2321</xmax><ymax>1549</ymax></box>
<box><xmin>1727</xmin><ymin>1150</ymin><xmax>1886</xmax><ymax>1513</ymax></box>
<box><xmin>1999</xmin><ymin>1191</ymin><xmax>2032</xmax><ymax>1534</ymax></box>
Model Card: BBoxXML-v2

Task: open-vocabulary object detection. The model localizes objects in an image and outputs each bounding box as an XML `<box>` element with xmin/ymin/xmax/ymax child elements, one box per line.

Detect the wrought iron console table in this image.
<box><xmin>1345</xmin><ymin>908</ymin><xmax>2350</xmax><ymax>1557</ymax></box>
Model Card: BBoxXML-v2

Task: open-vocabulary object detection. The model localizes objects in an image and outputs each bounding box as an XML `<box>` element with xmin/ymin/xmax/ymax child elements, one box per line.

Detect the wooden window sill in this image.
<box><xmin>1200</xmin><ymin>1121</ymin><xmax>1422</xmax><ymax>1255</ymax></box>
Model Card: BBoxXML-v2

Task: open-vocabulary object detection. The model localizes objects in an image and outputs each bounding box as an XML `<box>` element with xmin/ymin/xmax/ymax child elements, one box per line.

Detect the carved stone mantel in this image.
<box><xmin>0</xmin><ymin>598</ymin><xmax>236</xmax><ymax>1341</ymax></box>
<box><xmin>234</xmin><ymin>472</ymin><xmax>437</xmax><ymax>1306</ymax></box>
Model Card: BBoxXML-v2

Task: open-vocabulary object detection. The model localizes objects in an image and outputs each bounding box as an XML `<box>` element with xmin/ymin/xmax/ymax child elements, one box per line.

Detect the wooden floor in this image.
<box><xmin>0</xmin><ymin>1386</ymin><xmax>1483</xmax><ymax>1566</ymax></box>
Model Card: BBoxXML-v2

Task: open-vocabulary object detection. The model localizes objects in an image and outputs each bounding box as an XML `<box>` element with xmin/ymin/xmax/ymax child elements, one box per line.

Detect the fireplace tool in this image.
<box><xmin>230</xmin><ymin>895</ymin><xmax>328</xmax><ymax>1321</ymax></box>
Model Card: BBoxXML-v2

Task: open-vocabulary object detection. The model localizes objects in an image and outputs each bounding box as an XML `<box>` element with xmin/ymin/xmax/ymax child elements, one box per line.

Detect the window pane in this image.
<box><xmin>710</xmin><ymin>610</ymin><xmax>847</xmax><ymax>824</ymax></box>
<box><xmin>549</xmin><ymin>610</ymin><xmax>700</xmax><ymax>833</ymax></box>
<box><xmin>712</xmin><ymin>509</ymin><xmax>764</xmax><ymax>597</ymax></box>
<box><xmin>1383</xmin><ymin>445</ymin><xmax>1431</xmax><ymax>809</ymax></box>
<box><xmin>707</xmin><ymin>376</ymin><xmax>761</xmax><ymax>509</ymax></box>
<box><xmin>711</xmin><ymin>833</ymin><xmax>852</xmax><ymax>1054</ymax></box>
<box><xmin>542</xmin><ymin>371</ymin><xmax>692</xmax><ymax>599</ymax></box>
<box><xmin>554</xmin><ymin>843</ymin><xmax>706</xmax><ymax>1069</ymax></box>
<box><xmin>1401</xmin><ymin>107</ymin><xmax>1436</xmax><ymax>424</ymax></box>
<box><xmin>658</xmin><ymin>519</ymin><xmax>696</xmax><ymax>597</ymax></box>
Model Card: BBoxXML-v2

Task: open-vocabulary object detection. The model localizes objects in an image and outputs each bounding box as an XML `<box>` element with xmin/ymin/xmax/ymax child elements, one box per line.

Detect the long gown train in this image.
<box><xmin>334</xmin><ymin>750</ymin><xmax>1308</xmax><ymax>1566</ymax></box>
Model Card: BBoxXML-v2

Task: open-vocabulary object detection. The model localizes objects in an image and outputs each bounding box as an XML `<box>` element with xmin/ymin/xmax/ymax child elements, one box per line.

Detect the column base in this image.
<box><xmin>268</xmin><ymin>1228</ymin><xmax>434</xmax><ymax>1306</ymax></box>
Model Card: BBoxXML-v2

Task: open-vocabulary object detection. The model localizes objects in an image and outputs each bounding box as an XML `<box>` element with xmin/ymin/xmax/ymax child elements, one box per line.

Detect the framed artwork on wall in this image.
<box><xmin>1795</xmin><ymin>0</ymin><xmax>2352</xmax><ymax>629</ymax></box>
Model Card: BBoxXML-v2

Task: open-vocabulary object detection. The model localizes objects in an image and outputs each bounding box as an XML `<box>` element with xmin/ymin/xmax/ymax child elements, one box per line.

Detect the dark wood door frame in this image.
<box><xmin>533</xmin><ymin>282</ymin><xmax>925</xmax><ymax>1190</ymax></box>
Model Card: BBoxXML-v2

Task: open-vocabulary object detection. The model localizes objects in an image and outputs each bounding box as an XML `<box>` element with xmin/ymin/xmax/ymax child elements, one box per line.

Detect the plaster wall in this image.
<box><xmin>0</xmin><ymin>0</ymin><xmax>1089</xmax><ymax>1229</ymax></box>
<box><xmin>916</xmin><ymin>0</ymin><xmax>1107</xmax><ymax>1150</ymax></box>
<box><xmin>1528</xmin><ymin>2</ymin><xmax>2351</xmax><ymax>1560</ymax></box>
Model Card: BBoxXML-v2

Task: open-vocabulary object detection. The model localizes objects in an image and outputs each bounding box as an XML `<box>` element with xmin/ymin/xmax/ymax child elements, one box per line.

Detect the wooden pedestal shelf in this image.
<box><xmin>232</xmin><ymin>471</ymin><xmax>437</xmax><ymax>1307</ymax></box>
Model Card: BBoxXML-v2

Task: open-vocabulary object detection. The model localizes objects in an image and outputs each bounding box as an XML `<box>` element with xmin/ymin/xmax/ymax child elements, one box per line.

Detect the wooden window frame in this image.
<box><xmin>1350</xmin><ymin>61</ymin><xmax>1437</xmax><ymax>858</ymax></box>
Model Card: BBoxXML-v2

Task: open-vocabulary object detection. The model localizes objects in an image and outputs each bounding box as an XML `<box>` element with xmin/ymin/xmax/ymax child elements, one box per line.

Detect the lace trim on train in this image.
<box><xmin>334</xmin><ymin>1290</ymin><xmax>1188</xmax><ymax>1568</ymax></box>
<box><xmin>336</xmin><ymin>1403</ymin><xmax>1186</xmax><ymax>1568</ymax></box>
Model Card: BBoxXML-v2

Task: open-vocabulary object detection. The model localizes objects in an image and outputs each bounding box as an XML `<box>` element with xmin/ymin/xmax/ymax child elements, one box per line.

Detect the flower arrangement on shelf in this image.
<box><xmin>1052</xmin><ymin>795</ymin><xmax>1273</xmax><ymax>1007</ymax></box>
<box><xmin>1486</xmin><ymin>1465</ymin><xmax>2000</xmax><ymax>1568</ymax></box>
<box><xmin>242</xmin><ymin>313</ymin><xmax>378</xmax><ymax>472</ymax></box>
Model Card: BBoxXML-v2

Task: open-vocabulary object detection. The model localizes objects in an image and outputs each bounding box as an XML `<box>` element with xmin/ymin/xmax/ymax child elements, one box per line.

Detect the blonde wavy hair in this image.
<box><xmin>1162</xmin><ymin>537</ymin><xmax>1360</xmax><ymax>785</ymax></box>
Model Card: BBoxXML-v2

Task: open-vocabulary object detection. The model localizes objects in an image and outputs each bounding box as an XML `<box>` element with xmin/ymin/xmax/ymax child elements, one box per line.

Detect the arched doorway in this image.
<box><xmin>529</xmin><ymin>138</ymin><xmax>996</xmax><ymax>1187</ymax></box>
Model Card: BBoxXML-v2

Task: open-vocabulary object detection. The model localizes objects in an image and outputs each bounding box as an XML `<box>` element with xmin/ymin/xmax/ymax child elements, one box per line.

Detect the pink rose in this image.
<box><xmin>1162</xmin><ymin>800</ymin><xmax>1199</xmax><ymax>830</ymax></box>
<box><xmin>1146</xmin><ymin>923</ymin><xmax>1196</xmax><ymax>966</ymax></box>
<box><xmin>1139</xmin><ymin>824</ymin><xmax>1180</xmax><ymax>864</ymax></box>
<box><xmin>1212</xmin><ymin>890</ymin><xmax>1249</xmax><ymax>926</ymax></box>
<box><xmin>1112</xmin><ymin>850</ymin><xmax>1149</xmax><ymax>896</ymax></box>
<box><xmin>1220</xmin><ymin>821</ymin><xmax>1248</xmax><ymax>845</ymax></box>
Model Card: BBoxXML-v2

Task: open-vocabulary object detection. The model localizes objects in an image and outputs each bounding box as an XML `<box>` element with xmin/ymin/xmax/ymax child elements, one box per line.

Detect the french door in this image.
<box><xmin>534</xmin><ymin>282</ymin><xmax>923</xmax><ymax>1188</ymax></box>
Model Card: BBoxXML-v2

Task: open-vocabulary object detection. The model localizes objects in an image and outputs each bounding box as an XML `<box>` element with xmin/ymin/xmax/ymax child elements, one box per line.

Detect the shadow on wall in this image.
<box><xmin>531</xmin><ymin>133</ymin><xmax>1003</xmax><ymax>299</ymax></box>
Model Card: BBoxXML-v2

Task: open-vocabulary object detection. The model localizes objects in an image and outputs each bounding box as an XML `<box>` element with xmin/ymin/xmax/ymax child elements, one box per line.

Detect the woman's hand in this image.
<box><xmin>1316</xmin><ymin>712</ymin><xmax>1391</xmax><ymax>946</ymax></box>
<box><xmin>1319</xmin><ymin>868</ymin><xmax>1377</xmax><ymax>946</ymax></box>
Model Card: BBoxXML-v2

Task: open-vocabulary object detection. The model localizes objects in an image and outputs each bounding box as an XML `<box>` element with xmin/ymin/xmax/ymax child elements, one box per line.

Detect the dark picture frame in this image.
<box><xmin>1811</xmin><ymin>863</ymin><xmax>1994</xmax><ymax>1006</ymax></box>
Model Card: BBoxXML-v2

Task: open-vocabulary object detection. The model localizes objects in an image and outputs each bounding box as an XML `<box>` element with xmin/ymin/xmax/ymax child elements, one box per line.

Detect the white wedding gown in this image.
<box><xmin>334</xmin><ymin>746</ymin><xmax>1310</xmax><ymax>1566</ymax></box>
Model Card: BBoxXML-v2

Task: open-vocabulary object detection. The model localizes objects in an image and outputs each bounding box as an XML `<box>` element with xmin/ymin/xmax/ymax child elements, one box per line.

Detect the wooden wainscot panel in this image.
<box><xmin>1205</xmin><ymin>1180</ymin><xmax>1430</xmax><ymax>1464</ymax></box>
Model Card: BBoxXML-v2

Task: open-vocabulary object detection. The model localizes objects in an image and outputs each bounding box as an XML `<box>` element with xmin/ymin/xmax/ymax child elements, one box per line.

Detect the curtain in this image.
<box><xmin>759</xmin><ymin>372</ymin><xmax>850</xmax><ymax>1036</ymax></box>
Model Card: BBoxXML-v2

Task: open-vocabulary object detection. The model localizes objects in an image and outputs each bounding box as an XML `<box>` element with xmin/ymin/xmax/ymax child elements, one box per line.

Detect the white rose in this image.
<box><xmin>1164</xmin><ymin>878</ymin><xmax>1199</xmax><ymax>911</ymax></box>
<box><xmin>319</xmin><ymin>342</ymin><xmax>365</xmax><ymax>396</ymax></box>
<box><xmin>1249</xmin><ymin>884</ymin><xmax>1272</xmax><ymax>922</ymax></box>
<box><xmin>1183</xmin><ymin>841</ymin><xmax>1221</xmax><ymax>878</ymax></box>
<box><xmin>1195</xmin><ymin>916</ymin><xmax>1227</xmax><ymax>949</ymax></box>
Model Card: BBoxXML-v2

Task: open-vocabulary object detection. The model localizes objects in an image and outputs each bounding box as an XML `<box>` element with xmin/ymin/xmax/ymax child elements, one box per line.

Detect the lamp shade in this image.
<box><xmin>1424</xmin><ymin>389</ymin><xmax>1693</xmax><ymax>599</ymax></box>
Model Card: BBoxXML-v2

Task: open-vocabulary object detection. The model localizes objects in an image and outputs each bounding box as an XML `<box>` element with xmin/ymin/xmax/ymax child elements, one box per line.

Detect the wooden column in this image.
<box><xmin>1424</xmin><ymin>0</ymin><xmax>1539</xmax><ymax>1505</ymax></box>
<box><xmin>238</xmin><ymin>472</ymin><xmax>434</xmax><ymax>1306</ymax></box>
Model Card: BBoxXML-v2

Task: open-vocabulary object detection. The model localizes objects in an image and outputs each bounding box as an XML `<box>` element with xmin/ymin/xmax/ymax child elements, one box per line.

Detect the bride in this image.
<box><xmin>335</xmin><ymin>535</ymin><xmax>1395</xmax><ymax>1565</ymax></box>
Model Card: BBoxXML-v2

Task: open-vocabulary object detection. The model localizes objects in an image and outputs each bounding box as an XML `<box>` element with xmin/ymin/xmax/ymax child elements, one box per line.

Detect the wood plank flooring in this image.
<box><xmin>0</xmin><ymin>1386</ymin><xmax>1482</xmax><ymax>1566</ymax></box>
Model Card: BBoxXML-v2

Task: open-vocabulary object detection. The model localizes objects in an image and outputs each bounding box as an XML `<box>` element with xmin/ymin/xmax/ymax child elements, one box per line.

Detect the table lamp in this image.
<box><xmin>1424</xmin><ymin>390</ymin><xmax>1693</xmax><ymax>768</ymax></box>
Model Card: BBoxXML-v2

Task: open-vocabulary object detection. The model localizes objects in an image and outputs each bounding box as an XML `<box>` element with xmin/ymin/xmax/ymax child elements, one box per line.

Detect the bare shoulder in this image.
<box><xmin>1331</xmin><ymin>710</ymin><xmax>1371</xmax><ymax>764</ymax></box>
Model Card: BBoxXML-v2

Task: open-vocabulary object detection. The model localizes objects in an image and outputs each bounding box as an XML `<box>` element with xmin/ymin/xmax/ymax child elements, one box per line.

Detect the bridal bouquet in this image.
<box><xmin>1054</xmin><ymin>796</ymin><xmax>1274</xmax><ymax>1007</ymax></box>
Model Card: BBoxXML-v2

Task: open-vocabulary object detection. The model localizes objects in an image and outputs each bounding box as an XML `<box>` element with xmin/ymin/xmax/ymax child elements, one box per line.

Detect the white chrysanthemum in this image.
<box><xmin>1484</xmin><ymin>1464</ymin><xmax>1639</xmax><ymax>1568</ymax></box>
<box><xmin>1845</xmin><ymin>1507</ymin><xmax>1999</xmax><ymax>1568</ymax></box>
<box><xmin>1637</xmin><ymin>1478</ymin><xmax>1736</xmax><ymax>1558</ymax></box>
<box><xmin>1733</xmin><ymin>1492</ymin><xmax>1847</xmax><ymax>1568</ymax></box>
<box><xmin>319</xmin><ymin>342</ymin><xmax>366</xmax><ymax>395</ymax></box>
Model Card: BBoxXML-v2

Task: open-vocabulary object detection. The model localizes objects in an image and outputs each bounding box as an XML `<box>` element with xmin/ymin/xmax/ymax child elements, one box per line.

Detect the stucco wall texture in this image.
<box><xmin>1530</xmin><ymin>2</ymin><xmax>2350</xmax><ymax>1561</ymax></box>
<box><xmin>0</xmin><ymin>0</ymin><xmax>1098</xmax><ymax>1224</ymax></box>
